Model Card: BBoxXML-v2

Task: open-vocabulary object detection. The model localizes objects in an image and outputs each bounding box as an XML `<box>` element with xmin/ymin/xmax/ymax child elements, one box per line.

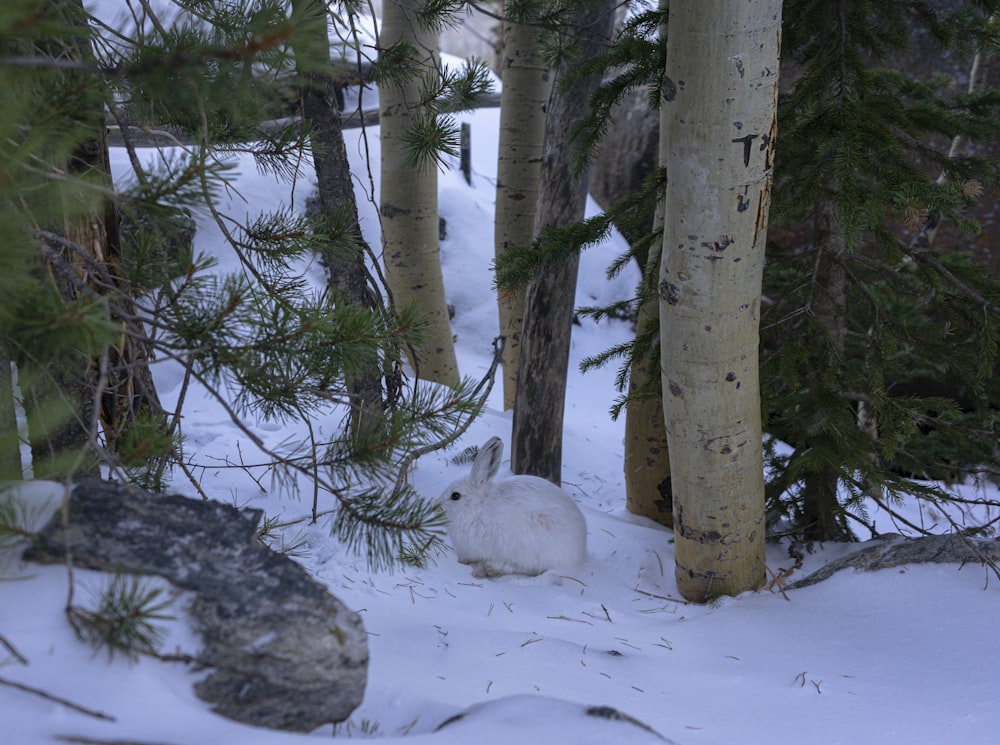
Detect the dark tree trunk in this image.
<box><xmin>291</xmin><ymin>0</ymin><xmax>386</xmax><ymax>439</ymax></box>
<box><xmin>23</xmin><ymin>0</ymin><xmax>164</xmax><ymax>479</ymax></box>
<box><xmin>512</xmin><ymin>253</ymin><xmax>581</xmax><ymax>484</ymax></box>
<box><xmin>510</xmin><ymin>0</ymin><xmax>616</xmax><ymax>484</ymax></box>
<box><xmin>802</xmin><ymin>196</ymin><xmax>852</xmax><ymax>542</ymax></box>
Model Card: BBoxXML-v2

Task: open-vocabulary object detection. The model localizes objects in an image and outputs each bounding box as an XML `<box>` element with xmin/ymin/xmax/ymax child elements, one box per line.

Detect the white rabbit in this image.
<box><xmin>435</xmin><ymin>437</ymin><xmax>587</xmax><ymax>577</ymax></box>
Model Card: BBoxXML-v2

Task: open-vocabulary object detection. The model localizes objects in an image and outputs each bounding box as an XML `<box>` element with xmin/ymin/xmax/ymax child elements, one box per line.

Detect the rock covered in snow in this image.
<box><xmin>21</xmin><ymin>477</ymin><xmax>367</xmax><ymax>732</ymax></box>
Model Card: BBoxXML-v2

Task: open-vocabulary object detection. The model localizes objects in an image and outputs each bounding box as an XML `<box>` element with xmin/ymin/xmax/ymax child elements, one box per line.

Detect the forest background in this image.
<box><xmin>1</xmin><ymin>1</ymin><xmax>1000</xmax><ymax>743</ymax></box>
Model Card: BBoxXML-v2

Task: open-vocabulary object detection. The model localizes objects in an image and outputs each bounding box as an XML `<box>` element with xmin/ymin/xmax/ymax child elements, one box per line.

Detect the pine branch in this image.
<box><xmin>67</xmin><ymin>572</ymin><xmax>175</xmax><ymax>661</ymax></box>
<box><xmin>391</xmin><ymin>335</ymin><xmax>505</xmax><ymax>495</ymax></box>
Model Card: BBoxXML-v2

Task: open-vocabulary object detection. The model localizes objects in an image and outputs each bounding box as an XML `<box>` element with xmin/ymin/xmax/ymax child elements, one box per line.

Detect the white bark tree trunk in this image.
<box><xmin>625</xmin><ymin>279</ymin><xmax>674</xmax><ymax>527</ymax></box>
<box><xmin>658</xmin><ymin>0</ymin><xmax>781</xmax><ymax>601</ymax></box>
<box><xmin>624</xmin><ymin>0</ymin><xmax>673</xmax><ymax>528</ymax></box>
<box><xmin>494</xmin><ymin>6</ymin><xmax>551</xmax><ymax>410</ymax></box>
<box><xmin>379</xmin><ymin>0</ymin><xmax>459</xmax><ymax>388</ymax></box>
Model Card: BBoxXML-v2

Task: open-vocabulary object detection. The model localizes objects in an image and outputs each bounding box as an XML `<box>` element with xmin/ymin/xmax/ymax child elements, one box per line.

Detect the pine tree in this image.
<box><xmin>764</xmin><ymin>0</ymin><xmax>1000</xmax><ymax>541</ymax></box>
<box><xmin>1</xmin><ymin>0</ymin><xmax>167</xmax><ymax>481</ymax></box>
<box><xmin>0</xmin><ymin>0</ymin><xmax>495</xmax><ymax>567</ymax></box>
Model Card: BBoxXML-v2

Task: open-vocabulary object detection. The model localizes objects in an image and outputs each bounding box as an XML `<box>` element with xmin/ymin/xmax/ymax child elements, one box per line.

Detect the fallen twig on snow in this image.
<box><xmin>0</xmin><ymin>676</ymin><xmax>115</xmax><ymax>721</ymax></box>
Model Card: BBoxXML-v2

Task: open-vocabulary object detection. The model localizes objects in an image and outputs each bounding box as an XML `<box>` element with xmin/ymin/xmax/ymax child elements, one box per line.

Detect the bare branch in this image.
<box><xmin>0</xmin><ymin>676</ymin><xmax>116</xmax><ymax>722</ymax></box>
<box><xmin>0</xmin><ymin>634</ymin><xmax>29</xmax><ymax>666</ymax></box>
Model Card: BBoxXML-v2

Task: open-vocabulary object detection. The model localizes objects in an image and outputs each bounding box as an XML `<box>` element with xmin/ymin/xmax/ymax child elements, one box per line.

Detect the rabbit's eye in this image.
<box><xmin>450</xmin><ymin>492</ymin><xmax>461</xmax><ymax>501</ymax></box>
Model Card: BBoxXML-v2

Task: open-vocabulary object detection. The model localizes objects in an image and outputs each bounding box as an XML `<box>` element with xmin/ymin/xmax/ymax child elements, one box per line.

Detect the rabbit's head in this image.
<box><xmin>437</xmin><ymin>436</ymin><xmax>503</xmax><ymax>516</ymax></box>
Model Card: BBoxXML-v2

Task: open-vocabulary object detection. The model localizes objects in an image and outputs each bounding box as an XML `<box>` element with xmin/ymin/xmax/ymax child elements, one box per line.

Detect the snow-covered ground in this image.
<box><xmin>2</xmin><ymin>5</ymin><xmax>999</xmax><ymax>743</ymax></box>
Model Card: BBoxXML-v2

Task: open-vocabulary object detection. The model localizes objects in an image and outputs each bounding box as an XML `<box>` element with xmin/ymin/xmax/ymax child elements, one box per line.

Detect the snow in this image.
<box><xmin>3</xmin><ymin>8</ymin><xmax>1000</xmax><ymax>744</ymax></box>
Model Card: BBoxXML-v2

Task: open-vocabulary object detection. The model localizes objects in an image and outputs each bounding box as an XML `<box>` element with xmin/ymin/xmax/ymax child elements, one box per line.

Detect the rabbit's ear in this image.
<box><xmin>471</xmin><ymin>437</ymin><xmax>503</xmax><ymax>487</ymax></box>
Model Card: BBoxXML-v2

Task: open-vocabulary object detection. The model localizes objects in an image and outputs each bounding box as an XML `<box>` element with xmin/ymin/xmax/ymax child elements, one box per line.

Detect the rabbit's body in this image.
<box><xmin>436</xmin><ymin>437</ymin><xmax>587</xmax><ymax>577</ymax></box>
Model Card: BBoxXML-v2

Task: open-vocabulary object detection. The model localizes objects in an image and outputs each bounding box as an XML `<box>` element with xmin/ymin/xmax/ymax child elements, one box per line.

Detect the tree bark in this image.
<box><xmin>494</xmin><ymin>3</ymin><xmax>551</xmax><ymax>410</ymax></box>
<box><xmin>801</xmin><ymin>194</ymin><xmax>851</xmax><ymax>541</ymax></box>
<box><xmin>24</xmin><ymin>0</ymin><xmax>164</xmax><ymax>479</ymax></box>
<box><xmin>291</xmin><ymin>0</ymin><xmax>385</xmax><ymax>439</ymax></box>
<box><xmin>0</xmin><ymin>352</ymin><xmax>23</xmax><ymax>480</ymax></box>
<box><xmin>659</xmin><ymin>0</ymin><xmax>781</xmax><ymax>600</ymax></box>
<box><xmin>510</xmin><ymin>0</ymin><xmax>615</xmax><ymax>483</ymax></box>
<box><xmin>624</xmin><ymin>279</ymin><xmax>674</xmax><ymax>527</ymax></box>
<box><xmin>378</xmin><ymin>0</ymin><xmax>459</xmax><ymax>388</ymax></box>
<box><xmin>624</xmin><ymin>0</ymin><xmax>673</xmax><ymax>528</ymax></box>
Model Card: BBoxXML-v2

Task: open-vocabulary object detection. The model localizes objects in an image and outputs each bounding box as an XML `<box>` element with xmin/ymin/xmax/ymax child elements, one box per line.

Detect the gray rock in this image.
<box><xmin>24</xmin><ymin>478</ymin><xmax>367</xmax><ymax>733</ymax></box>
<box><xmin>788</xmin><ymin>533</ymin><xmax>1000</xmax><ymax>589</ymax></box>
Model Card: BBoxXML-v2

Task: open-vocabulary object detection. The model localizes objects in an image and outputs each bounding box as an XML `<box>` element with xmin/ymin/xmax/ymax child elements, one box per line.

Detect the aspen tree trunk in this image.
<box><xmin>494</xmin><ymin>4</ymin><xmax>551</xmax><ymax>410</ymax></box>
<box><xmin>510</xmin><ymin>0</ymin><xmax>615</xmax><ymax>483</ymax></box>
<box><xmin>379</xmin><ymin>0</ymin><xmax>459</xmax><ymax>388</ymax></box>
<box><xmin>625</xmin><ymin>271</ymin><xmax>674</xmax><ymax>527</ymax></box>
<box><xmin>291</xmin><ymin>0</ymin><xmax>385</xmax><ymax>439</ymax></box>
<box><xmin>624</xmin><ymin>0</ymin><xmax>672</xmax><ymax>527</ymax></box>
<box><xmin>659</xmin><ymin>0</ymin><xmax>781</xmax><ymax>600</ymax></box>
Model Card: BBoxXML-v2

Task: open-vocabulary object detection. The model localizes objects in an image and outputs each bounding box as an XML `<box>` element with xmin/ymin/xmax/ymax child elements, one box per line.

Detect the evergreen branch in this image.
<box><xmin>67</xmin><ymin>572</ymin><xmax>174</xmax><ymax>662</ymax></box>
<box><xmin>903</xmin><ymin>248</ymin><xmax>1000</xmax><ymax>317</ymax></box>
<box><xmin>402</xmin><ymin>113</ymin><xmax>460</xmax><ymax>170</ymax></box>
<box><xmin>435</xmin><ymin>59</ymin><xmax>495</xmax><ymax>113</ymax></box>
<box><xmin>367</xmin><ymin>39</ymin><xmax>419</xmax><ymax>89</ymax></box>
<box><xmin>414</xmin><ymin>0</ymin><xmax>476</xmax><ymax>32</ymax></box>
<box><xmin>494</xmin><ymin>211</ymin><xmax>614</xmax><ymax>291</ymax></box>
<box><xmin>172</xmin><ymin>359</ymin><xmax>449</xmax><ymax>568</ymax></box>
<box><xmin>576</xmin><ymin>299</ymin><xmax>635</xmax><ymax>325</ymax></box>
<box><xmin>391</xmin><ymin>335</ymin><xmax>505</xmax><ymax>496</ymax></box>
<box><xmin>570</xmin><ymin>9</ymin><xmax>665</xmax><ymax>171</ymax></box>
<box><xmin>0</xmin><ymin>55</ymin><xmax>101</xmax><ymax>73</ymax></box>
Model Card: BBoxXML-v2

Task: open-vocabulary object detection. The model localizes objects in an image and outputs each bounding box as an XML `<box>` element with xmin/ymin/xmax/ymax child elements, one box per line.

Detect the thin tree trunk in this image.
<box><xmin>510</xmin><ymin>0</ymin><xmax>615</xmax><ymax>483</ymax></box>
<box><xmin>291</xmin><ymin>0</ymin><xmax>385</xmax><ymax>438</ymax></box>
<box><xmin>802</xmin><ymin>194</ymin><xmax>851</xmax><ymax>541</ymax></box>
<box><xmin>494</xmin><ymin>3</ymin><xmax>551</xmax><ymax>410</ymax></box>
<box><xmin>378</xmin><ymin>0</ymin><xmax>459</xmax><ymax>388</ymax></box>
<box><xmin>0</xmin><ymin>352</ymin><xmax>23</xmax><ymax>480</ymax></box>
<box><xmin>87</xmin><ymin>113</ymin><xmax>164</xmax><ymax>464</ymax></box>
<box><xmin>624</xmin><ymin>0</ymin><xmax>673</xmax><ymax>527</ymax></box>
<box><xmin>624</xmin><ymin>282</ymin><xmax>674</xmax><ymax>527</ymax></box>
<box><xmin>659</xmin><ymin>0</ymin><xmax>781</xmax><ymax>600</ymax></box>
